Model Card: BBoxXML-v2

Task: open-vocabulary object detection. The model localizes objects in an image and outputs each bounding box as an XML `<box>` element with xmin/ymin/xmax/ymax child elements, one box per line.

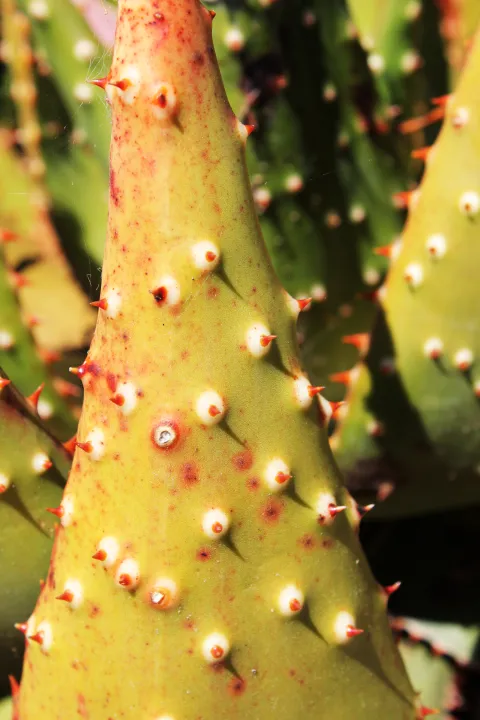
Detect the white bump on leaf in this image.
<box><xmin>311</xmin><ymin>284</ymin><xmax>327</xmax><ymax>302</ymax></box>
<box><xmin>59</xmin><ymin>494</ymin><xmax>75</xmax><ymax>527</ymax></box>
<box><xmin>285</xmin><ymin>173</ymin><xmax>304</xmax><ymax>193</ymax></box>
<box><xmin>454</xmin><ymin>348</ymin><xmax>473</xmax><ymax>371</ymax></box>
<box><xmin>452</xmin><ymin>107</ymin><xmax>469</xmax><ymax>129</ymax></box>
<box><xmin>246</xmin><ymin>323</ymin><xmax>275</xmax><ymax>359</ymax></box>
<box><xmin>73</xmin><ymin>82</ymin><xmax>93</xmax><ymax>104</ymax></box>
<box><xmin>115</xmin><ymin>558</ymin><xmax>140</xmax><ymax>590</ymax></box>
<box><xmin>264</xmin><ymin>458</ymin><xmax>292</xmax><ymax>492</ymax></box>
<box><xmin>367</xmin><ymin>53</ymin><xmax>385</xmax><ymax>74</ymax></box>
<box><xmin>423</xmin><ymin>337</ymin><xmax>443</xmax><ymax>359</ymax></box>
<box><xmin>150</xmin><ymin>577</ymin><xmax>178</xmax><ymax>609</ymax></box>
<box><xmin>85</xmin><ymin>428</ymin><xmax>105</xmax><ymax>461</ymax></box>
<box><xmin>278</xmin><ymin>585</ymin><xmax>304</xmax><ymax>617</ymax></box>
<box><xmin>202</xmin><ymin>632</ymin><xmax>230</xmax><ymax>664</ymax></box>
<box><xmin>426</xmin><ymin>233</ymin><xmax>446</xmax><ymax>258</ymax></box>
<box><xmin>0</xmin><ymin>473</ymin><xmax>11</xmax><ymax>493</ymax></box>
<box><xmin>153</xmin><ymin>424</ymin><xmax>177</xmax><ymax>449</ymax></box>
<box><xmin>224</xmin><ymin>27</ymin><xmax>245</xmax><ymax>52</ymax></box>
<box><xmin>32</xmin><ymin>452</ymin><xmax>51</xmax><ymax>475</ymax></box>
<box><xmin>114</xmin><ymin>382</ymin><xmax>138</xmax><ymax>416</ymax></box>
<box><xmin>333</xmin><ymin>611</ymin><xmax>358</xmax><ymax>644</ymax></box>
<box><xmin>459</xmin><ymin>191</ymin><xmax>480</xmax><ymax>217</ymax></box>
<box><xmin>151</xmin><ymin>82</ymin><xmax>177</xmax><ymax>120</ymax></box>
<box><xmin>253</xmin><ymin>187</ymin><xmax>271</xmax><ymax>212</ymax></box>
<box><xmin>94</xmin><ymin>536</ymin><xmax>119</xmax><ymax>568</ymax></box>
<box><xmin>202</xmin><ymin>508</ymin><xmax>230</xmax><ymax>539</ymax></box>
<box><xmin>60</xmin><ymin>579</ymin><xmax>84</xmax><ymax>610</ymax></box>
<box><xmin>28</xmin><ymin>0</ymin><xmax>49</xmax><ymax>19</ymax></box>
<box><xmin>105</xmin><ymin>288</ymin><xmax>122</xmax><ymax>318</ymax></box>
<box><xmin>293</xmin><ymin>375</ymin><xmax>315</xmax><ymax>409</ymax></box>
<box><xmin>73</xmin><ymin>39</ymin><xmax>96</xmax><ymax>62</ymax></box>
<box><xmin>152</xmin><ymin>276</ymin><xmax>181</xmax><ymax>307</ymax></box>
<box><xmin>34</xmin><ymin>620</ymin><xmax>53</xmax><ymax>653</ymax></box>
<box><xmin>404</xmin><ymin>263</ymin><xmax>423</xmax><ymax>288</ymax></box>
<box><xmin>108</xmin><ymin>65</ymin><xmax>141</xmax><ymax>106</ymax></box>
<box><xmin>191</xmin><ymin>240</ymin><xmax>220</xmax><ymax>272</ymax></box>
<box><xmin>37</xmin><ymin>399</ymin><xmax>54</xmax><ymax>420</ymax></box>
<box><xmin>195</xmin><ymin>390</ymin><xmax>226</xmax><ymax>425</ymax></box>
<box><xmin>0</xmin><ymin>330</ymin><xmax>14</xmax><ymax>349</ymax></box>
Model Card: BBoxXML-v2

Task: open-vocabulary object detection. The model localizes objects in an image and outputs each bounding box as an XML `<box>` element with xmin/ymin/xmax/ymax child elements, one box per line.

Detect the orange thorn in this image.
<box><xmin>431</xmin><ymin>94</ymin><xmax>450</xmax><ymax>107</ymax></box>
<box><xmin>417</xmin><ymin>707</ymin><xmax>439</xmax><ymax>718</ymax></box>
<box><xmin>346</xmin><ymin>625</ymin><xmax>364</xmax><ymax>638</ymax></box>
<box><xmin>40</xmin><ymin>458</ymin><xmax>53</xmax><ymax>472</ymax></box>
<box><xmin>411</xmin><ymin>146</ymin><xmax>430</xmax><ymax>162</ymax></box>
<box><xmin>92</xmin><ymin>549</ymin><xmax>107</xmax><ymax>561</ymax></box>
<box><xmin>205</xmin><ymin>250</ymin><xmax>217</xmax><ymax>263</ymax></box>
<box><xmin>118</xmin><ymin>573</ymin><xmax>133</xmax><ymax>587</ymax></box>
<box><xmin>89</xmin><ymin>76</ymin><xmax>109</xmax><ymax>90</ymax></box>
<box><xmin>208</xmin><ymin>404</ymin><xmax>221</xmax><ymax>417</ymax></box>
<box><xmin>276</xmin><ymin>471</ymin><xmax>292</xmax><ymax>485</ymax></box>
<box><xmin>28</xmin><ymin>631</ymin><xmax>44</xmax><ymax>646</ymax></box>
<box><xmin>329</xmin><ymin>371</ymin><xmax>351</xmax><ymax>385</ymax></box>
<box><xmin>329</xmin><ymin>504</ymin><xmax>346</xmax><ymax>518</ymax></box>
<box><xmin>260</xmin><ymin>334</ymin><xmax>276</xmax><ymax>348</ymax></box>
<box><xmin>27</xmin><ymin>383</ymin><xmax>45</xmax><ymax>411</ymax></box>
<box><xmin>398</xmin><ymin>106</ymin><xmax>444</xmax><ymax>134</ymax></box>
<box><xmin>63</xmin><ymin>435</ymin><xmax>77</xmax><ymax>456</ymax></box>
<box><xmin>46</xmin><ymin>506</ymin><xmax>64</xmax><ymax>519</ymax></box>
<box><xmin>392</xmin><ymin>190</ymin><xmax>413</xmax><ymax>209</ymax></box>
<box><xmin>308</xmin><ymin>385</ymin><xmax>324</xmax><ymax>398</ymax></box>
<box><xmin>0</xmin><ymin>378</ymin><xmax>11</xmax><ymax>390</ymax></box>
<box><xmin>39</xmin><ymin>578</ymin><xmax>45</xmax><ymax>590</ymax></box>
<box><xmin>110</xmin><ymin>393</ymin><xmax>125</xmax><ymax>407</ymax></box>
<box><xmin>374</xmin><ymin>244</ymin><xmax>395</xmax><ymax>257</ymax></box>
<box><xmin>209</xmin><ymin>8</ymin><xmax>216</xmax><ymax>18</ymax></box>
<box><xmin>90</xmin><ymin>298</ymin><xmax>108</xmax><ymax>311</ymax></box>
<box><xmin>109</xmin><ymin>78</ymin><xmax>132</xmax><ymax>92</ymax></box>
<box><xmin>8</xmin><ymin>675</ymin><xmax>20</xmax><ymax>697</ymax></box>
<box><xmin>0</xmin><ymin>228</ymin><xmax>18</xmax><ymax>243</ymax></box>
<box><xmin>0</xmin><ymin>479</ymin><xmax>9</xmax><ymax>493</ymax></box>
<box><xmin>329</xmin><ymin>401</ymin><xmax>344</xmax><ymax>415</ymax></box>
<box><xmin>297</xmin><ymin>297</ymin><xmax>312</xmax><ymax>311</ymax></box>
<box><xmin>342</xmin><ymin>333</ymin><xmax>370</xmax><ymax>354</ymax></box>
<box><xmin>69</xmin><ymin>363</ymin><xmax>87</xmax><ymax>378</ymax></box>
<box><xmin>76</xmin><ymin>441</ymin><xmax>93</xmax><ymax>454</ymax></box>
<box><xmin>56</xmin><ymin>590</ymin><xmax>74</xmax><ymax>603</ymax></box>
<box><xmin>27</xmin><ymin>315</ymin><xmax>40</xmax><ymax>328</ymax></box>
<box><xmin>385</xmin><ymin>581</ymin><xmax>401</xmax><ymax>596</ymax></box>
<box><xmin>14</xmin><ymin>622</ymin><xmax>28</xmax><ymax>635</ymax></box>
<box><xmin>245</xmin><ymin>124</ymin><xmax>255</xmax><ymax>136</ymax></box>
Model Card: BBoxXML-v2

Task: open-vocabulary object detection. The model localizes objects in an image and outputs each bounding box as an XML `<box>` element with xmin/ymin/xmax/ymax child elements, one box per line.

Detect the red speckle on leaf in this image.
<box><xmin>247</xmin><ymin>477</ymin><xmax>259</xmax><ymax>491</ymax></box>
<box><xmin>196</xmin><ymin>547</ymin><xmax>211</xmax><ymax>562</ymax></box>
<box><xmin>261</xmin><ymin>498</ymin><xmax>284</xmax><ymax>524</ymax></box>
<box><xmin>181</xmin><ymin>462</ymin><xmax>199</xmax><ymax>487</ymax></box>
<box><xmin>322</xmin><ymin>538</ymin><xmax>334</xmax><ymax>549</ymax></box>
<box><xmin>232</xmin><ymin>449</ymin><xmax>253</xmax><ymax>471</ymax></box>
<box><xmin>207</xmin><ymin>286</ymin><xmax>219</xmax><ymax>299</ymax></box>
<box><xmin>106</xmin><ymin>372</ymin><xmax>117</xmax><ymax>393</ymax></box>
<box><xmin>77</xmin><ymin>694</ymin><xmax>88</xmax><ymax>718</ymax></box>
<box><xmin>110</xmin><ymin>169</ymin><xmax>122</xmax><ymax>207</ymax></box>
<box><xmin>298</xmin><ymin>533</ymin><xmax>316</xmax><ymax>550</ymax></box>
<box><xmin>228</xmin><ymin>677</ymin><xmax>247</xmax><ymax>697</ymax></box>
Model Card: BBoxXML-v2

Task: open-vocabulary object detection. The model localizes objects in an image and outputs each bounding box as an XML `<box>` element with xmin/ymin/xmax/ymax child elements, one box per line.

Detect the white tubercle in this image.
<box><xmin>333</xmin><ymin>611</ymin><xmax>360</xmax><ymax>644</ymax></box>
<box><xmin>34</xmin><ymin>620</ymin><xmax>53</xmax><ymax>654</ymax></box>
<box><xmin>202</xmin><ymin>632</ymin><xmax>230</xmax><ymax>664</ymax></box>
<box><xmin>264</xmin><ymin>458</ymin><xmax>292</xmax><ymax>492</ymax></box>
<box><xmin>191</xmin><ymin>240</ymin><xmax>220</xmax><ymax>272</ymax></box>
<box><xmin>224</xmin><ymin>27</ymin><xmax>245</xmax><ymax>52</ymax></box>
<box><xmin>150</xmin><ymin>577</ymin><xmax>179</xmax><ymax>609</ymax></box>
<box><xmin>107</xmin><ymin>65</ymin><xmax>141</xmax><ymax>105</ymax></box>
<box><xmin>114</xmin><ymin>382</ymin><xmax>138</xmax><ymax>416</ymax></box>
<box><xmin>59</xmin><ymin>579</ymin><xmax>84</xmax><ymax>610</ymax></box>
<box><xmin>28</xmin><ymin>0</ymin><xmax>49</xmax><ymax>20</ymax></box>
<box><xmin>195</xmin><ymin>390</ymin><xmax>226</xmax><ymax>425</ymax></box>
<box><xmin>459</xmin><ymin>191</ymin><xmax>480</xmax><ymax>217</ymax></box>
<box><xmin>367</xmin><ymin>53</ymin><xmax>385</xmax><ymax>74</ymax></box>
<box><xmin>0</xmin><ymin>330</ymin><xmax>14</xmax><ymax>350</ymax></box>
<box><xmin>115</xmin><ymin>558</ymin><xmax>140</xmax><ymax>590</ymax></box>
<box><xmin>423</xmin><ymin>337</ymin><xmax>443</xmax><ymax>359</ymax></box>
<box><xmin>85</xmin><ymin>428</ymin><xmax>105</xmax><ymax>461</ymax></box>
<box><xmin>59</xmin><ymin>494</ymin><xmax>75</xmax><ymax>527</ymax></box>
<box><xmin>0</xmin><ymin>473</ymin><xmax>11</xmax><ymax>493</ymax></box>
<box><xmin>426</xmin><ymin>233</ymin><xmax>446</xmax><ymax>258</ymax></box>
<box><xmin>105</xmin><ymin>288</ymin><xmax>122</xmax><ymax>318</ymax></box>
<box><xmin>94</xmin><ymin>536</ymin><xmax>119</xmax><ymax>568</ymax></box>
<box><xmin>31</xmin><ymin>451</ymin><xmax>51</xmax><ymax>475</ymax></box>
<box><xmin>404</xmin><ymin>262</ymin><xmax>423</xmax><ymax>288</ymax></box>
<box><xmin>73</xmin><ymin>82</ymin><xmax>93</xmax><ymax>104</ymax></box>
<box><xmin>293</xmin><ymin>375</ymin><xmax>317</xmax><ymax>409</ymax></box>
<box><xmin>151</xmin><ymin>81</ymin><xmax>178</xmax><ymax>120</ymax></box>
<box><xmin>152</xmin><ymin>276</ymin><xmax>181</xmax><ymax>307</ymax></box>
<box><xmin>277</xmin><ymin>585</ymin><xmax>305</xmax><ymax>617</ymax></box>
<box><xmin>454</xmin><ymin>348</ymin><xmax>473</xmax><ymax>371</ymax></box>
<box><xmin>316</xmin><ymin>492</ymin><xmax>341</xmax><ymax>526</ymax></box>
<box><xmin>246</xmin><ymin>323</ymin><xmax>275</xmax><ymax>359</ymax></box>
<box><xmin>202</xmin><ymin>508</ymin><xmax>230</xmax><ymax>539</ymax></box>
<box><xmin>285</xmin><ymin>173</ymin><xmax>304</xmax><ymax>193</ymax></box>
<box><xmin>452</xmin><ymin>107</ymin><xmax>469</xmax><ymax>129</ymax></box>
<box><xmin>253</xmin><ymin>187</ymin><xmax>272</xmax><ymax>212</ymax></box>
<box><xmin>73</xmin><ymin>39</ymin><xmax>97</xmax><ymax>62</ymax></box>
<box><xmin>153</xmin><ymin>424</ymin><xmax>177</xmax><ymax>449</ymax></box>
<box><xmin>37</xmin><ymin>398</ymin><xmax>54</xmax><ymax>420</ymax></box>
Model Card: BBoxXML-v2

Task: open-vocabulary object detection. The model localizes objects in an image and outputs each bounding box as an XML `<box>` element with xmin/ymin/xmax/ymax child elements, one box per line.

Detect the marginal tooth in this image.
<box><xmin>110</xmin><ymin>382</ymin><xmax>138</xmax><ymax>415</ymax></box>
<box><xmin>47</xmin><ymin>494</ymin><xmax>74</xmax><ymax>527</ymax></box>
<box><xmin>293</xmin><ymin>375</ymin><xmax>323</xmax><ymax>409</ymax></box>
<box><xmin>277</xmin><ymin>585</ymin><xmax>304</xmax><ymax>617</ymax></box>
<box><xmin>191</xmin><ymin>240</ymin><xmax>220</xmax><ymax>272</ymax></box>
<box><xmin>108</xmin><ymin>65</ymin><xmax>141</xmax><ymax>105</ymax></box>
<box><xmin>316</xmin><ymin>492</ymin><xmax>346</xmax><ymax>525</ymax></box>
<box><xmin>115</xmin><ymin>558</ymin><xmax>140</xmax><ymax>590</ymax></box>
<box><xmin>201</xmin><ymin>632</ymin><xmax>230</xmax><ymax>664</ymax></box>
<box><xmin>56</xmin><ymin>579</ymin><xmax>83</xmax><ymax>609</ymax></box>
<box><xmin>28</xmin><ymin>620</ymin><xmax>53</xmax><ymax>654</ymax></box>
<box><xmin>32</xmin><ymin>452</ymin><xmax>52</xmax><ymax>475</ymax></box>
<box><xmin>195</xmin><ymin>390</ymin><xmax>226</xmax><ymax>425</ymax></box>
<box><xmin>202</xmin><ymin>508</ymin><xmax>230</xmax><ymax>539</ymax></box>
<box><xmin>246</xmin><ymin>323</ymin><xmax>276</xmax><ymax>358</ymax></box>
<box><xmin>264</xmin><ymin>458</ymin><xmax>292</xmax><ymax>492</ymax></box>
<box><xmin>333</xmin><ymin>611</ymin><xmax>364</xmax><ymax>644</ymax></box>
<box><xmin>78</xmin><ymin>428</ymin><xmax>105</xmax><ymax>461</ymax></box>
<box><xmin>92</xmin><ymin>536</ymin><xmax>119</xmax><ymax>568</ymax></box>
